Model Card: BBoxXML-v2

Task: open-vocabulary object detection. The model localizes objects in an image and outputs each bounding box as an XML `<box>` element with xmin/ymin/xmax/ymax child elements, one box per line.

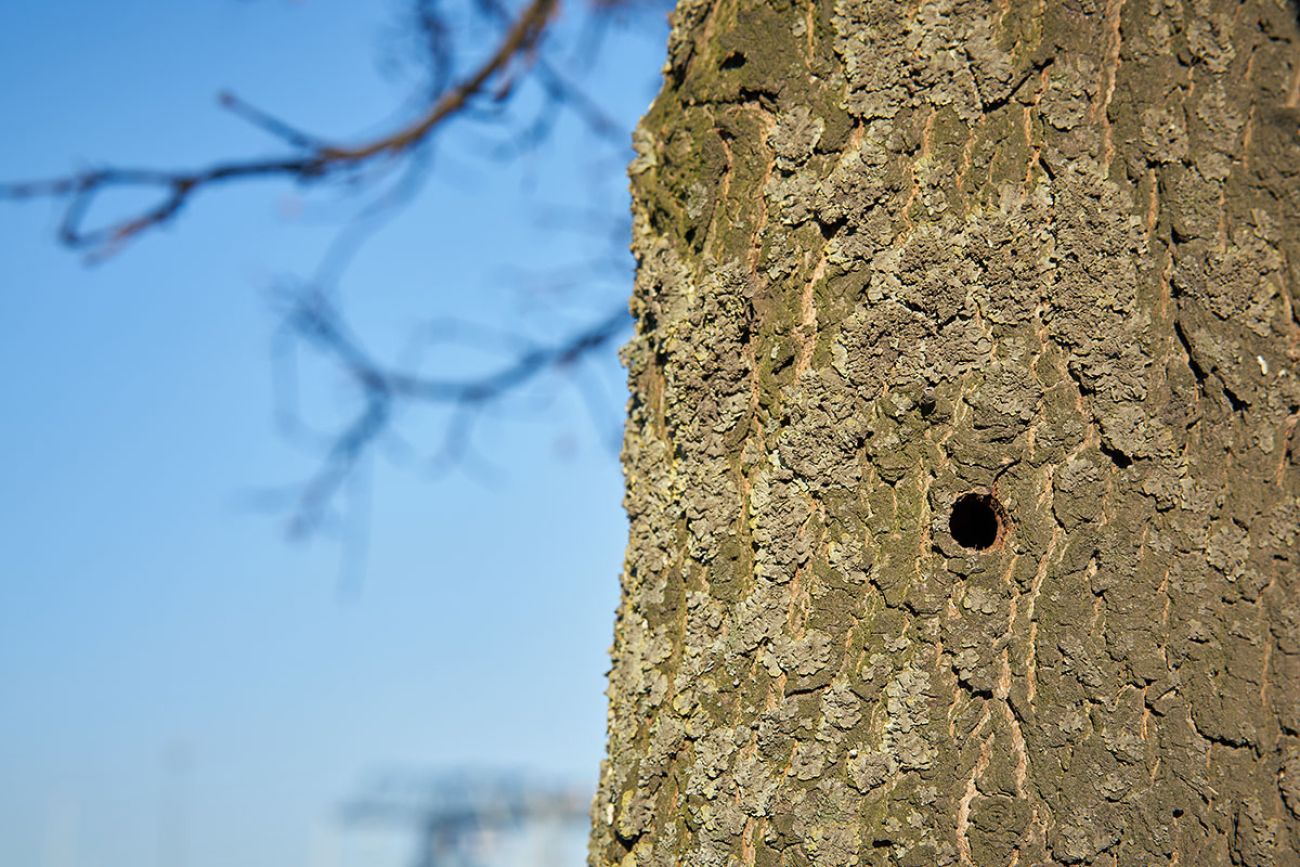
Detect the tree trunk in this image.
<box><xmin>591</xmin><ymin>1</ymin><xmax>1300</xmax><ymax>864</ymax></box>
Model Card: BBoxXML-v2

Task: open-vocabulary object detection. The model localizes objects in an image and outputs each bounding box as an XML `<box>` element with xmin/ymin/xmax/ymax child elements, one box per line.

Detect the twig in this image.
<box><xmin>282</xmin><ymin>289</ymin><xmax>630</xmax><ymax>535</ymax></box>
<box><xmin>0</xmin><ymin>0</ymin><xmax>558</xmax><ymax>260</ymax></box>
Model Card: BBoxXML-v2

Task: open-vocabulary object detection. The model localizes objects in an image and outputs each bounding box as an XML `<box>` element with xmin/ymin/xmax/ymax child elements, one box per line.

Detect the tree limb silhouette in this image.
<box><xmin>1</xmin><ymin>0</ymin><xmax>648</xmax><ymax>546</ymax></box>
<box><xmin>0</xmin><ymin>0</ymin><xmax>558</xmax><ymax>261</ymax></box>
<box><xmin>277</xmin><ymin>289</ymin><xmax>630</xmax><ymax>536</ymax></box>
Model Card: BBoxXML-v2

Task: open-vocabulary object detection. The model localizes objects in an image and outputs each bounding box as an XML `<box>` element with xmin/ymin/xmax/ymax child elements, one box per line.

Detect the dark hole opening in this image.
<box><xmin>720</xmin><ymin>51</ymin><xmax>747</xmax><ymax>70</ymax></box>
<box><xmin>949</xmin><ymin>493</ymin><xmax>1003</xmax><ymax>550</ymax></box>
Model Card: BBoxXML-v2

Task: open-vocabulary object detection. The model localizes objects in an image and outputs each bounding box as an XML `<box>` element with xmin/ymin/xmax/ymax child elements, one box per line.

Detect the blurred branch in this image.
<box><xmin>3</xmin><ymin>0</ymin><xmax>651</xmax><ymax>549</ymax></box>
<box><xmin>0</xmin><ymin>0</ymin><xmax>558</xmax><ymax>261</ymax></box>
<box><xmin>414</xmin><ymin>0</ymin><xmax>457</xmax><ymax>100</ymax></box>
<box><xmin>279</xmin><ymin>289</ymin><xmax>630</xmax><ymax>536</ymax></box>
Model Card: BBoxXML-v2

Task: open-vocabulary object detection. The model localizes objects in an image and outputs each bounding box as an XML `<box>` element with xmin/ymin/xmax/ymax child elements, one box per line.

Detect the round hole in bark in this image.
<box><xmin>949</xmin><ymin>492</ymin><xmax>1003</xmax><ymax>550</ymax></box>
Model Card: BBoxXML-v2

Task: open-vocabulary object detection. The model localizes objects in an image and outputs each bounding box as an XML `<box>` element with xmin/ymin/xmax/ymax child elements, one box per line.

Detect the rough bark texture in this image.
<box><xmin>591</xmin><ymin>1</ymin><xmax>1300</xmax><ymax>864</ymax></box>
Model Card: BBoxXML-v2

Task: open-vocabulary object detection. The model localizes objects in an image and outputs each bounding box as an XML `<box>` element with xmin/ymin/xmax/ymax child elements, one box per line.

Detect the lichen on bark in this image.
<box><xmin>592</xmin><ymin>1</ymin><xmax>1300</xmax><ymax>864</ymax></box>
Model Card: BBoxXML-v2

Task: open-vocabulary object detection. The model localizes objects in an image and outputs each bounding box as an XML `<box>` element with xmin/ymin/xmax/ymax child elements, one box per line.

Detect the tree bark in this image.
<box><xmin>591</xmin><ymin>1</ymin><xmax>1300</xmax><ymax>864</ymax></box>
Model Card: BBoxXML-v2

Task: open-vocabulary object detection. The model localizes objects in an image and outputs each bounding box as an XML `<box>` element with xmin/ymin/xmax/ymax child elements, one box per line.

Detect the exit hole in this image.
<box><xmin>949</xmin><ymin>493</ymin><xmax>1004</xmax><ymax>550</ymax></box>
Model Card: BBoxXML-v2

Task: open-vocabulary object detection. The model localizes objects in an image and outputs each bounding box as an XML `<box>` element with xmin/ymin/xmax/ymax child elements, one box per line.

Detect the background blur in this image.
<box><xmin>0</xmin><ymin>1</ymin><xmax>669</xmax><ymax>865</ymax></box>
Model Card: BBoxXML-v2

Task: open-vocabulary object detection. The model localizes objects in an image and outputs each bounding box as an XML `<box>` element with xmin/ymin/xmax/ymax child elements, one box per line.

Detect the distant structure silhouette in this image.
<box><xmin>340</xmin><ymin>770</ymin><xmax>589</xmax><ymax>867</ymax></box>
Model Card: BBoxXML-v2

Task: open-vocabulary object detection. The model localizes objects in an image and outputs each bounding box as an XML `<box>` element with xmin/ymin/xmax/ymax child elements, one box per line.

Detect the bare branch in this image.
<box><xmin>413</xmin><ymin>0</ymin><xmax>456</xmax><ymax>100</ymax></box>
<box><xmin>282</xmin><ymin>288</ymin><xmax>630</xmax><ymax>535</ymax></box>
<box><xmin>6</xmin><ymin>0</ymin><xmax>651</xmax><ymax>548</ymax></box>
<box><xmin>217</xmin><ymin>91</ymin><xmax>331</xmax><ymax>151</ymax></box>
<box><xmin>0</xmin><ymin>0</ymin><xmax>558</xmax><ymax>260</ymax></box>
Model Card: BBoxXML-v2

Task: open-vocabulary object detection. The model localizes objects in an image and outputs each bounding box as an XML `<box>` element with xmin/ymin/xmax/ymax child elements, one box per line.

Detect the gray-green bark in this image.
<box><xmin>591</xmin><ymin>1</ymin><xmax>1300</xmax><ymax>864</ymax></box>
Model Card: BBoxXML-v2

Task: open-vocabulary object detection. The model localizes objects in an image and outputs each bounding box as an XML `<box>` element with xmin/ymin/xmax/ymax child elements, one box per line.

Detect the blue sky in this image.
<box><xmin>0</xmin><ymin>2</ymin><xmax>668</xmax><ymax>865</ymax></box>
